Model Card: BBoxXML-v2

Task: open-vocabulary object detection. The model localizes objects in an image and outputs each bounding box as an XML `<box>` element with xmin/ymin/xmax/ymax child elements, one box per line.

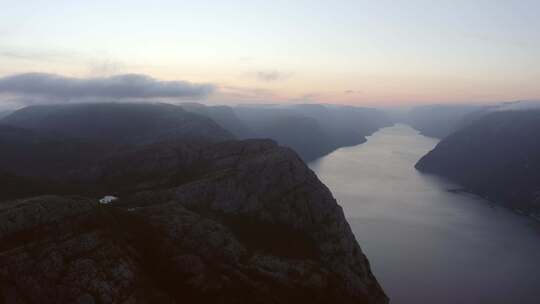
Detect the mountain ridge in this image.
<box><xmin>416</xmin><ymin>110</ymin><xmax>540</xmax><ymax>216</ymax></box>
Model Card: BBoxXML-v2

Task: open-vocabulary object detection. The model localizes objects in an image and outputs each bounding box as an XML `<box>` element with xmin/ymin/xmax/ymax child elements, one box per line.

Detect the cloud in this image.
<box><xmin>252</xmin><ymin>70</ymin><xmax>292</xmax><ymax>82</ymax></box>
<box><xmin>211</xmin><ymin>85</ymin><xmax>277</xmax><ymax>102</ymax></box>
<box><xmin>238</xmin><ymin>56</ymin><xmax>254</xmax><ymax>63</ymax></box>
<box><xmin>0</xmin><ymin>47</ymin><xmax>81</xmax><ymax>62</ymax></box>
<box><xmin>87</xmin><ymin>59</ymin><xmax>126</xmax><ymax>76</ymax></box>
<box><xmin>0</xmin><ymin>73</ymin><xmax>215</xmax><ymax>100</ymax></box>
<box><xmin>344</xmin><ymin>90</ymin><xmax>362</xmax><ymax>94</ymax></box>
<box><xmin>289</xmin><ymin>93</ymin><xmax>321</xmax><ymax>103</ymax></box>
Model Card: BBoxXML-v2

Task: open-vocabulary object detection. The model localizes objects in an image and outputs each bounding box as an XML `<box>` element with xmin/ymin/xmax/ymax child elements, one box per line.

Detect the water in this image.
<box><xmin>310</xmin><ymin>124</ymin><xmax>540</xmax><ymax>304</ymax></box>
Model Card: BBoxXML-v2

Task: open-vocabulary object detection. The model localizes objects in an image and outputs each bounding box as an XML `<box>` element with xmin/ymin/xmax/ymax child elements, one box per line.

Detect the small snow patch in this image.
<box><xmin>99</xmin><ymin>196</ymin><xmax>118</xmax><ymax>205</ymax></box>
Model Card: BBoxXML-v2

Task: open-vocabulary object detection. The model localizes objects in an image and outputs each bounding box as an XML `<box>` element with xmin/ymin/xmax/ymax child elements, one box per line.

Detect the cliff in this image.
<box><xmin>0</xmin><ymin>139</ymin><xmax>388</xmax><ymax>303</ymax></box>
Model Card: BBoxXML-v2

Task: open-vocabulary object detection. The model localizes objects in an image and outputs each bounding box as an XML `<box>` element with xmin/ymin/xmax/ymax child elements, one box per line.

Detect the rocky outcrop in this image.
<box><xmin>0</xmin><ymin>140</ymin><xmax>388</xmax><ymax>304</ymax></box>
<box><xmin>416</xmin><ymin>110</ymin><xmax>540</xmax><ymax>216</ymax></box>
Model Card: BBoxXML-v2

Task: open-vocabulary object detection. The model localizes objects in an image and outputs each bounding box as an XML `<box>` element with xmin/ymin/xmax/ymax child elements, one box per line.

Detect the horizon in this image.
<box><xmin>1</xmin><ymin>1</ymin><xmax>539</xmax><ymax>108</ymax></box>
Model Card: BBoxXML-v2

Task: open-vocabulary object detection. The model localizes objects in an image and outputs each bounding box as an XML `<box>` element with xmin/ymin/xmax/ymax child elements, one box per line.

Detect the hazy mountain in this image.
<box><xmin>290</xmin><ymin>104</ymin><xmax>393</xmax><ymax>146</ymax></box>
<box><xmin>493</xmin><ymin>100</ymin><xmax>540</xmax><ymax>111</ymax></box>
<box><xmin>291</xmin><ymin>104</ymin><xmax>391</xmax><ymax>134</ymax></box>
<box><xmin>416</xmin><ymin>110</ymin><xmax>540</xmax><ymax>216</ymax></box>
<box><xmin>180</xmin><ymin>102</ymin><xmax>253</xmax><ymax>137</ymax></box>
<box><xmin>232</xmin><ymin>106</ymin><xmax>332</xmax><ymax>161</ymax></box>
<box><xmin>408</xmin><ymin>104</ymin><xmax>489</xmax><ymax>139</ymax></box>
<box><xmin>232</xmin><ymin>104</ymin><xmax>392</xmax><ymax>162</ymax></box>
<box><xmin>1</xmin><ymin>102</ymin><xmax>234</xmax><ymax>145</ymax></box>
<box><xmin>0</xmin><ymin>110</ymin><xmax>13</xmax><ymax>119</ymax></box>
<box><xmin>180</xmin><ymin>103</ymin><xmax>392</xmax><ymax>162</ymax></box>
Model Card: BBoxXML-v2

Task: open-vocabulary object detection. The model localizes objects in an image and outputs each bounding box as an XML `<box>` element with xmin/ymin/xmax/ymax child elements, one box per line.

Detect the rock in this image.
<box><xmin>0</xmin><ymin>139</ymin><xmax>387</xmax><ymax>303</ymax></box>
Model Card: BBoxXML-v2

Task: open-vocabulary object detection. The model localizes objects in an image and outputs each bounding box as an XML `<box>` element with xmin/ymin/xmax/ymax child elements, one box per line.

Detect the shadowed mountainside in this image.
<box><xmin>1</xmin><ymin>103</ymin><xmax>234</xmax><ymax>145</ymax></box>
<box><xmin>416</xmin><ymin>110</ymin><xmax>540</xmax><ymax>216</ymax></box>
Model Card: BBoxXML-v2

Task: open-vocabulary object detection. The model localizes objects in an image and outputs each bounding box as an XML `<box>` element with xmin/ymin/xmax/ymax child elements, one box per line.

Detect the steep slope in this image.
<box><xmin>416</xmin><ymin>110</ymin><xmax>540</xmax><ymax>215</ymax></box>
<box><xmin>1</xmin><ymin>103</ymin><xmax>233</xmax><ymax>145</ymax></box>
<box><xmin>0</xmin><ymin>139</ymin><xmax>388</xmax><ymax>304</ymax></box>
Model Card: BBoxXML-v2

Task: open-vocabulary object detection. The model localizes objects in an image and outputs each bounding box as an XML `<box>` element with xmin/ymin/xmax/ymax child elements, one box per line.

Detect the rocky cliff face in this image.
<box><xmin>0</xmin><ymin>139</ymin><xmax>388</xmax><ymax>304</ymax></box>
<box><xmin>416</xmin><ymin>110</ymin><xmax>540</xmax><ymax>216</ymax></box>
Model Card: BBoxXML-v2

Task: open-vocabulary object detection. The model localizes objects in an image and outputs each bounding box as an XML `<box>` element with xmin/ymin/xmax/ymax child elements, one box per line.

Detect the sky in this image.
<box><xmin>0</xmin><ymin>0</ymin><xmax>539</xmax><ymax>107</ymax></box>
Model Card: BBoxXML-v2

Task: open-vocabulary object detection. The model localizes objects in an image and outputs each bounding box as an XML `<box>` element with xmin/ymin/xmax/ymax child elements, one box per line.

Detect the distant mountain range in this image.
<box><xmin>181</xmin><ymin>103</ymin><xmax>392</xmax><ymax>162</ymax></box>
<box><xmin>407</xmin><ymin>104</ymin><xmax>490</xmax><ymax>139</ymax></box>
<box><xmin>408</xmin><ymin>101</ymin><xmax>540</xmax><ymax>140</ymax></box>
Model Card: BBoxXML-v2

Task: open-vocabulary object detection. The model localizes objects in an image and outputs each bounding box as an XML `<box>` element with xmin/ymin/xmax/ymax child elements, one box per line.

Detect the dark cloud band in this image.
<box><xmin>0</xmin><ymin>73</ymin><xmax>215</xmax><ymax>99</ymax></box>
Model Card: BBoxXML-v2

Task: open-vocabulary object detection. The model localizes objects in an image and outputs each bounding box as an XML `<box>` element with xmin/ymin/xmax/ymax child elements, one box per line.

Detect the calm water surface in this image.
<box><xmin>310</xmin><ymin>124</ymin><xmax>540</xmax><ymax>304</ymax></box>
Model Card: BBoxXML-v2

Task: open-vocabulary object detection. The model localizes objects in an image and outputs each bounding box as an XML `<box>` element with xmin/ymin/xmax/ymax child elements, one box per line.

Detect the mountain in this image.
<box><xmin>0</xmin><ymin>102</ymin><xmax>387</xmax><ymax>303</ymax></box>
<box><xmin>180</xmin><ymin>103</ymin><xmax>392</xmax><ymax>162</ymax></box>
<box><xmin>0</xmin><ymin>110</ymin><xmax>13</xmax><ymax>119</ymax></box>
<box><xmin>1</xmin><ymin>103</ymin><xmax>234</xmax><ymax>145</ymax></box>
<box><xmin>233</xmin><ymin>106</ymin><xmax>332</xmax><ymax>161</ymax></box>
<box><xmin>408</xmin><ymin>104</ymin><xmax>488</xmax><ymax>138</ymax></box>
<box><xmin>416</xmin><ymin>110</ymin><xmax>540</xmax><ymax>216</ymax></box>
<box><xmin>0</xmin><ymin>139</ymin><xmax>388</xmax><ymax>304</ymax></box>
<box><xmin>290</xmin><ymin>104</ymin><xmax>393</xmax><ymax>147</ymax></box>
<box><xmin>232</xmin><ymin>105</ymin><xmax>392</xmax><ymax>162</ymax></box>
<box><xmin>291</xmin><ymin>104</ymin><xmax>391</xmax><ymax>135</ymax></box>
<box><xmin>180</xmin><ymin>102</ymin><xmax>253</xmax><ymax>138</ymax></box>
<box><xmin>0</xmin><ymin>124</ymin><xmax>109</xmax><ymax>180</ymax></box>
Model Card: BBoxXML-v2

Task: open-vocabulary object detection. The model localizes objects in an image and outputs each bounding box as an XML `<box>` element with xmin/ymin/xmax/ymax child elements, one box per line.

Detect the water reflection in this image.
<box><xmin>310</xmin><ymin>124</ymin><xmax>540</xmax><ymax>304</ymax></box>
